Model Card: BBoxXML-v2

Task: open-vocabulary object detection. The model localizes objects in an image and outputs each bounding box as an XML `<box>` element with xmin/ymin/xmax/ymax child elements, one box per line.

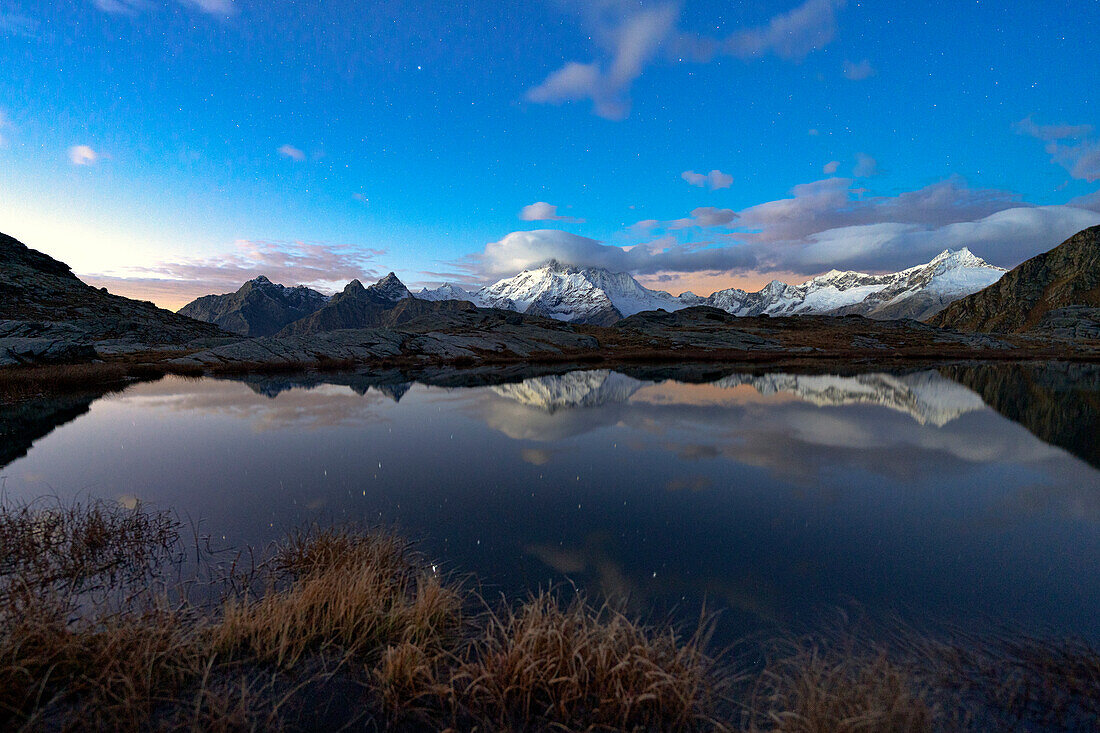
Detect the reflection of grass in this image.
<box><xmin>0</xmin><ymin>361</ymin><xmax>205</xmax><ymax>403</ymax></box>
<box><xmin>2</xmin><ymin>498</ymin><xmax>1098</xmax><ymax>731</ymax></box>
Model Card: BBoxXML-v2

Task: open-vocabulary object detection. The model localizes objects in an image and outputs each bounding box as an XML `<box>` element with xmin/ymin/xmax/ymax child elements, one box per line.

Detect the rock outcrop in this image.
<box><xmin>0</xmin><ymin>233</ymin><xmax>234</xmax><ymax>365</ymax></box>
<box><xmin>929</xmin><ymin>226</ymin><xmax>1100</xmax><ymax>333</ymax></box>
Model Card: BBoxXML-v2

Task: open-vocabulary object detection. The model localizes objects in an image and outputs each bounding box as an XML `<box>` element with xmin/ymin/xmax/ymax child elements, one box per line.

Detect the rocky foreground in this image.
<box><xmin>164</xmin><ymin>305</ymin><xmax>1089</xmax><ymax>372</ymax></box>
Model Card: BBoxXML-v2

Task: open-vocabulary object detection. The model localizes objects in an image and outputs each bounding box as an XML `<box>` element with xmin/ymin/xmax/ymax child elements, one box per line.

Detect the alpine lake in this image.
<box><xmin>3</xmin><ymin>361</ymin><xmax>1099</xmax><ymax>648</ymax></box>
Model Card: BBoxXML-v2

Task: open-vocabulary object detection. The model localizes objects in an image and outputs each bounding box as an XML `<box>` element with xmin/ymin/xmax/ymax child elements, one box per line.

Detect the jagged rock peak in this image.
<box><xmin>367</xmin><ymin>272</ymin><xmax>412</xmax><ymax>301</ymax></box>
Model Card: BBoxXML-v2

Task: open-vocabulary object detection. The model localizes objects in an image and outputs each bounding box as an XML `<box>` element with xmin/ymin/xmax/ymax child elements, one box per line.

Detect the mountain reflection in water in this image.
<box><xmin>1</xmin><ymin>363</ymin><xmax>1098</xmax><ymax>643</ymax></box>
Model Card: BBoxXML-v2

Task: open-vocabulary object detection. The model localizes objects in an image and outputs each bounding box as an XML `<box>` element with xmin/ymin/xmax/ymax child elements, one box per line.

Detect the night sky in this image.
<box><xmin>1</xmin><ymin>0</ymin><xmax>1098</xmax><ymax>308</ymax></box>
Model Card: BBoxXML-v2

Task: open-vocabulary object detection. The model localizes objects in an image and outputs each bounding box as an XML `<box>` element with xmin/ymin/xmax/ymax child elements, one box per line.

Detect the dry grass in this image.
<box><xmin>212</xmin><ymin>527</ymin><xmax>463</xmax><ymax>669</ymax></box>
<box><xmin>2</xmin><ymin>498</ymin><xmax>1099</xmax><ymax>731</ymax></box>
<box><xmin>0</xmin><ymin>363</ymin><xmax>132</xmax><ymax>402</ymax></box>
<box><xmin>742</xmin><ymin>642</ymin><xmax>935</xmax><ymax>733</ymax></box>
<box><xmin>0</xmin><ymin>496</ymin><xmax>180</xmax><ymax>605</ymax></box>
<box><xmin>913</xmin><ymin>631</ymin><xmax>1100</xmax><ymax>730</ymax></box>
<box><xmin>447</xmin><ymin>592</ymin><xmax>726</xmax><ymax>731</ymax></box>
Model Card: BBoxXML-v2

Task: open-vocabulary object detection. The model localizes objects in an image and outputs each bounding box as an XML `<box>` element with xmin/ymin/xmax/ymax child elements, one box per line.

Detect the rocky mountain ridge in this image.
<box><xmin>0</xmin><ymin>233</ymin><xmax>233</xmax><ymax>365</ymax></box>
<box><xmin>929</xmin><ymin>225</ymin><xmax>1100</xmax><ymax>334</ymax></box>
<box><xmin>178</xmin><ymin>276</ymin><xmax>330</xmax><ymax>337</ymax></box>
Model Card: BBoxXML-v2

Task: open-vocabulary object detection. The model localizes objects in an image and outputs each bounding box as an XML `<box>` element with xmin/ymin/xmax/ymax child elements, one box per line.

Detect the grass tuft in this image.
<box><xmin>742</xmin><ymin>642</ymin><xmax>935</xmax><ymax>733</ymax></box>
<box><xmin>448</xmin><ymin>591</ymin><xmax>726</xmax><ymax>731</ymax></box>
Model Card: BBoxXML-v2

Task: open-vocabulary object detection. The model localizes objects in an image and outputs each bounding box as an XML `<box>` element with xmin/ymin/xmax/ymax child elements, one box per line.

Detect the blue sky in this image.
<box><xmin>1</xmin><ymin>0</ymin><xmax>1099</xmax><ymax>307</ymax></box>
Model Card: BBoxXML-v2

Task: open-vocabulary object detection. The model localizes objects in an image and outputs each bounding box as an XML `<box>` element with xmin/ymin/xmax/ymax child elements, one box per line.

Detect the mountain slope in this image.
<box><xmin>0</xmin><ymin>232</ymin><xmax>231</xmax><ymax>363</ymax></box>
<box><xmin>929</xmin><ymin>225</ymin><xmax>1100</xmax><ymax>333</ymax></box>
<box><xmin>419</xmin><ymin>250</ymin><xmax>1004</xmax><ymax>325</ymax></box>
<box><xmin>178</xmin><ymin>276</ymin><xmax>329</xmax><ymax>336</ymax></box>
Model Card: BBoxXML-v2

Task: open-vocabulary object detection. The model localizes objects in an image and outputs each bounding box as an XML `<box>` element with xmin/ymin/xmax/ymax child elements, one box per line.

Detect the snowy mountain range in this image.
<box><xmin>712</xmin><ymin>371</ymin><xmax>987</xmax><ymax>426</ymax></box>
<box><xmin>489</xmin><ymin>369</ymin><xmax>986</xmax><ymax>426</ymax></box>
<box><xmin>418</xmin><ymin>249</ymin><xmax>1005</xmax><ymax>324</ymax></box>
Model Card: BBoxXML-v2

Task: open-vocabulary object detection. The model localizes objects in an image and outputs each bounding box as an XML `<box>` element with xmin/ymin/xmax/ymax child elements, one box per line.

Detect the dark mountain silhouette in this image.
<box><xmin>178</xmin><ymin>276</ymin><xmax>329</xmax><ymax>337</ymax></box>
<box><xmin>0</xmin><ymin>232</ymin><xmax>231</xmax><ymax>364</ymax></box>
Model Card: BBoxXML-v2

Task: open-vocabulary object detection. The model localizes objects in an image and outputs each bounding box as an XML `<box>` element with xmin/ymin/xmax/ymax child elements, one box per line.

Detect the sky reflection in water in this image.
<box><xmin>3</xmin><ymin>368</ymin><xmax>1099</xmax><ymax>642</ymax></box>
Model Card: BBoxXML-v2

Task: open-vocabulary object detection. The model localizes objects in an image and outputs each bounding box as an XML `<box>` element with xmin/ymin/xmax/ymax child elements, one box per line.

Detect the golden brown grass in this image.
<box><xmin>742</xmin><ymin>642</ymin><xmax>935</xmax><ymax>733</ymax></box>
<box><xmin>2</xmin><ymin>498</ymin><xmax>1099</xmax><ymax>731</ymax></box>
<box><xmin>447</xmin><ymin>591</ymin><xmax>726</xmax><ymax>731</ymax></box>
<box><xmin>212</xmin><ymin>527</ymin><xmax>463</xmax><ymax>669</ymax></box>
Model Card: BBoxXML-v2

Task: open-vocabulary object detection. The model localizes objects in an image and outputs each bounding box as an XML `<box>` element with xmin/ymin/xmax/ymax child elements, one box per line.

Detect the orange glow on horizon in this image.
<box><xmin>635</xmin><ymin>270</ymin><xmax>812</xmax><ymax>297</ymax></box>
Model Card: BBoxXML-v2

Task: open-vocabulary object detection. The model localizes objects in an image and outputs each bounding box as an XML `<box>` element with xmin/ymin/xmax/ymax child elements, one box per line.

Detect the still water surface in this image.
<box><xmin>3</xmin><ymin>364</ymin><xmax>1099</xmax><ymax>643</ymax></box>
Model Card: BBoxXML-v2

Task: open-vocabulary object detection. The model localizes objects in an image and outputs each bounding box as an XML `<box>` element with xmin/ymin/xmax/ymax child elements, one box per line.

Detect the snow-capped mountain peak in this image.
<box><xmin>412</xmin><ymin>248</ymin><xmax>1006</xmax><ymax>324</ymax></box>
<box><xmin>417</xmin><ymin>282</ymin><xmax>472</xmax><ymax>301</ymax></box>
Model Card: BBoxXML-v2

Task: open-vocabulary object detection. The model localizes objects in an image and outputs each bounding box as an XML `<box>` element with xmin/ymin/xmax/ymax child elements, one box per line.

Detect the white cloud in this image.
<box><xmin>853</xmin><ymin>152</ymin><xmax>880</xmax><ymax>178</ymax></box>
<box><xmin>95</xmin><ymin>0</ymin><xmax>236</xmax><ymax>15</ymax></box>
<box><xmin>734</xmin><ymin>176</ymin><xmax>1022</xmax><ymax>245</ymax></box>
<box><xmin>676</xmin><ymin>0</ymin><xmax>848</xmax><ymax>61</ymax></box>
<box><xmin>1015</xmin><ymin>116</ymin><xmax>1100</xmax><ymax>182</ymax></box>
<box><xmin>669</xmin><ymin>207</ymin><xmax>738</xmax><ymax>229</ymax></box>
<box><xmin>842</xmin><ymin>59</ymin><xmax>875</xmax><ymax>80</ymax></box>
<box><xmin>518</xmin><ymin>202</ymin><xmax>585</xmax><ymax>223</ymax></box>
<box><xmin>178</xmin><ymin>0</ymin><xmax>236</xmax><ymax>14</ymax></box>
<box><xmin>445</xmin><ymin>174</ymin><xmax>1099</xmax><ymax>288</ymax></box>
<box><xmin>681</xmin><ymin>169</ymin><xmax>734</xmax><ymax>189</ymax></box>
<box><xmin>352</xmin><ymin>193</ymin><xmax>369</xmax><ymax>203</ymax></box>
<box><xmin>68</xmin><ymin>145</ymin><xmax>100</xmax><ymax>166</ymax></box>
<box><xmin>459</xmin><ymin>229</ymin><xmax>758</xmax><ymax>281</ymax></box>
<box><xmin>529</xmin><ymin>0</ymin><xmax>847</xmax><ymax>119</ymax></box>
<box><xmin>1014</xmin><ymin>117</ymin><xmax>1093</xmax><ymax>141</ymax></box>
<box><xmin>277</xmin><ymin>144</ymin><xmax>306</xmax><ymax>162</ymax></box>
<box><xmin>823</xmin><ymin>160</ymin><xmax>840</xmax><ymax>175</ymax></box>
<box><xmin>93</xmin><ymin>0</ymin><xmax>146</xmax><ymax>12</ymax></box>
<box><xmin>1068</xmin><ymin>189</ymin><xmax>1100</xmax><ymax>212</ymax></box>
<box><xmin>527</xmin><ymin>5</ymin><xmax>678</xmax><ymax>120</ymax></box>
<box><xmin>787</xmin><ymin>206</ymin><xmax>1100</xmax><ymax>273</ymax></box>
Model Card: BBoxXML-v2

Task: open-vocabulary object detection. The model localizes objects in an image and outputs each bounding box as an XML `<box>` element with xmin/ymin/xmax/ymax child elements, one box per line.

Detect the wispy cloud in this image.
<box><xmin>95</xmin><ymin>0</ymin><xmax>236</xmax><ymax>15</ymax></box>
<box><xmin>527</xmin><ymin>4</ymin><xmax>678</xmax><ymax>120</ymax></box>
<box><xmin>0</xmin><ymin>10</ymin><xmax>39</xmax><ymax>37</ymax></box>
<box><xmin>823</xmin><ymin>160</ymin><xmax>840</xmax><ymax>175</ymax></box>
<box><xmin>853</xmin><ymin>152</ymin><xmax>880</xmax><ymax>178</ymax></box>
<box><xmin>681</xmin><ymin>169</ymin><xmax>733</xmax><ymax>189</ymax></box>
<box><xmin>1015</xmin><ymin>116</ymin><xmax>1100</xmax><ymax>182</ymax></box>
<box><xmin>842</xmin><ymin>59</ymin><xmax>875</xmax><ymax>80</ymax></box>
<box><xmin>277</xmin><ymin>144</ymin><xmax>306</xmax><ymax>162</ymax></box>
<box><xmin>178</xmin><ymin>0</ymin><xmax>236</xmax><ymax>14</ymax></box>
<box><xmin>674</xmin><ymin>0</ymin><xmax>848</xmax><ymax>62</ymax></box>
<box><xmin>68</xmin><ymin>145</ymin><xmax>101</xmax><ymax>166</ymax></box>
<box><xmin>518</xmin><ymin>202</ymin><xmax>585</xmax><ymax>223</ymax></box>
<box><xmin>93</xmin><ymin>0</ymin><xmax>146</xmax><ymax>12</ymax></box>
<box><xmin>668</xmin><ymin>207</ymin><xmax>738</xmax><ymax>230</ymax></box>
<box><xmin>85</xmin><ymin>239</ymin><xmax>383</xmax><ymax>309</ymax></box>
<box><xmin>529</xmin><ymin>0</ymin><xmax>847</xmax><ymax>120</ymax></box>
